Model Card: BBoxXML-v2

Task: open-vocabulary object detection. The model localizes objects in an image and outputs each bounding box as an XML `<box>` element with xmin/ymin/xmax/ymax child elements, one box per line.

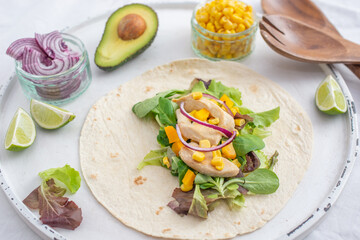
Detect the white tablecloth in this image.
<box><xmin>0</xmin><ymin>0</ymin><xmax>359</xmax><ymax>239</ymax></box>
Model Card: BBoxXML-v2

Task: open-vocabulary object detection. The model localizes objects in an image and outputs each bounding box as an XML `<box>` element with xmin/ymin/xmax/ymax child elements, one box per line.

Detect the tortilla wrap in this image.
<box><xmin>79</xmin><ymin>59</ymin><xmax>313</xmax><ymax>239</ymax></box>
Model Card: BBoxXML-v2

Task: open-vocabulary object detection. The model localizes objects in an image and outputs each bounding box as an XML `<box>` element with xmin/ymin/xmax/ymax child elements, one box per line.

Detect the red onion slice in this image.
<box><xmin>22</xmin><ymin>47</ymin><xmax>79</xmax><ymax>76</ymax></box>
<box><xmin>6</xmin><ymin>38</ymin><xmax>44</xmax><ymax>60</ymax></box>
<box><xmin>202</xmin><ymin>93</ymin><xmax>233</xmax><ymax>116</ymax></box>
<box><xmin>35</xmin><ymin>31</ymin><xmax>70</xmax><ymax>59</ymax></box>
<box><xmin>179</xmin><ymin>102</ymin><xmax>233</xmax><ymax>138</ymax></box>
<box><xmin>176</xmin><ymin>124</ymin><xmax>236</xmax><ymax>152</ymax></box>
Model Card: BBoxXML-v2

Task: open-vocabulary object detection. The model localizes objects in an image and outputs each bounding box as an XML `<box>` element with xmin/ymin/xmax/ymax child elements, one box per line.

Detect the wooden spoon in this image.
<box><xmin>261</xmin><ymin>0</ymin><xmax>360</xmax><ymax>78</ymax></box>
<box><xmin>259</xmin><ymin>15</ymin><xmax>360</xmax><ymax>64</ymax></box>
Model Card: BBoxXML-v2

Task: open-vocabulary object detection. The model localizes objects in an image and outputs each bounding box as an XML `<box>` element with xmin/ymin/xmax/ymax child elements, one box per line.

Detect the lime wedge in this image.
<box><xmin>30</xmin><ymin>99</ymin><xmax>75</xmax><ymax>129</ymax></box>
<box><xmin>5</xmin><ymin>108</ymin><xmax>36</xmax><ymax>151</ymax></box>
<box><xmin>315</xmin><ymin>75</ymin><xmax>347</xmax><ymax>115</ymax></box>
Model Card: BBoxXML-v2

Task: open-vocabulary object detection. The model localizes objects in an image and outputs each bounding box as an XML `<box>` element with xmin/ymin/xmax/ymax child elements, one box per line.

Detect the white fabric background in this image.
<box><xmin>0</xmin><ymin>0</ymin><xmax>359</xmax><ymax>239</ymax></box>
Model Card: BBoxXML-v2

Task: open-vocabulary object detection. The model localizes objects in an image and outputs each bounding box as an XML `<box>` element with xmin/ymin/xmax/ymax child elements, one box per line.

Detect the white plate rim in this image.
<box><xmin>0</xmin><ymin>3</ymin><xmax>358</xmax><ymax>240</ymax></box>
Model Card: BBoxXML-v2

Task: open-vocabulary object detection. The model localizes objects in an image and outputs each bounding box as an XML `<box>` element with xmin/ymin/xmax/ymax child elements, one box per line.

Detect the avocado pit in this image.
<box><xmin>118</xmin><ymin>14</ymin><xmax>147</xmax><ymax>40</ymax></box>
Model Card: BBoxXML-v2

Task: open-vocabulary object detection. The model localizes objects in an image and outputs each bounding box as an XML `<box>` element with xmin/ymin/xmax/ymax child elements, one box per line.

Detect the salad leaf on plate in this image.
<box><xmin>23</xmin><ymin>165</ymin><xmax>83</xmax><ymax>230</ymax></box>
<box><xmin>23</xmin><ymin>179</ymin><xmax>82</xmax><ymax>230</ymax></box>
<box><xmin>39</xmin><ymin>164</ymin><xmax>81</xmax><ymax>194</ymax></box>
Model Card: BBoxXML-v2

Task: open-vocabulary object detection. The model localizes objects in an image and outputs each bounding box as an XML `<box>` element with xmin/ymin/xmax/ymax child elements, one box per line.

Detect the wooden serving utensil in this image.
<box><xmin>261</xmin><ymin>0</ymin><xmax>360</xmax><ymax>78</ymax></box>
<box><xmin>259</xmin><ymin>15</ymin><xmax>360</xmax><ymax>64</ymax></box>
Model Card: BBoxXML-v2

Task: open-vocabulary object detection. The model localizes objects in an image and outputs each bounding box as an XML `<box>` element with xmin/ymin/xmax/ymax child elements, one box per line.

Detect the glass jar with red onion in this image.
<box><xmin>14</xmin><ymin>33</ymin><xmax>91</xmax><ymax>105</ymax></box>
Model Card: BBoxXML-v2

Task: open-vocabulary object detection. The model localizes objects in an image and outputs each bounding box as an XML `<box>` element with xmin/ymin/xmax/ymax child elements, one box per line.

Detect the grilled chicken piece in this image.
<box><xmin>179</xmin><ymin>143</ymin><xmax>239</xmax><ymax>177</ymax></box>
<box><xmin>176</xmin><ymin>109</ymin><xmax>222</xmax><ymax>146</ymax></box>
<box><xmin>173</xmin><ymin>94</ymin><xmax>235</xmax><ymax>133</ymax></box>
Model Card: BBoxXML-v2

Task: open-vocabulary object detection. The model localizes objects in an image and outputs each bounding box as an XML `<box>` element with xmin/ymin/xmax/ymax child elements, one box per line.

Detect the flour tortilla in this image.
<box><xmin>79</xmin><ymin>59</ymin><xmax>313</xmax><ymax>239</ymax></box>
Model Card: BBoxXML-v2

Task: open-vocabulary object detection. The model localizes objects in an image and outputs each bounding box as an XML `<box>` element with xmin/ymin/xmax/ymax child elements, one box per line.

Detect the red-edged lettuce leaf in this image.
<box><xmin>167</xmin><ymin>187</ymin><xmax>218</xmax><ymax>218</ymax></box>
<box><xmin>23</xmin><ymin>179</ymin><xmax>82</xmax><ymax>230</ymax></box>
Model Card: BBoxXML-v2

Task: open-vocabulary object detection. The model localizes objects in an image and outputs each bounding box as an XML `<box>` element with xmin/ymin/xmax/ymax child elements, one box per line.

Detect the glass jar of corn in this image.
<box><xmin>191</xmin><ymin>0</ymin><xmax>258</xmax><ymax>61</ymax></box>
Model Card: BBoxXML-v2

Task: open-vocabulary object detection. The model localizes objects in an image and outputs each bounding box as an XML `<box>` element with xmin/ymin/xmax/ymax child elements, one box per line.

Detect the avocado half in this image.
<box><xmin>95</xmin><ymin>4</ymin><xmax>158</xmax><ymax>71</ymax></box>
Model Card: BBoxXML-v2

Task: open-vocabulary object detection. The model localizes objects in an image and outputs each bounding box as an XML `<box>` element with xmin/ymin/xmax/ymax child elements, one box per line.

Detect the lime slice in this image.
<box><xmin>315</xmin><ymin>75</ymin><xmax>347</xmax><ymax>115</ymax></box>
<box><xmin>30</xmin><ymin>99</ymin><xmax>75</xmax><ymax>129</ymax></box>
<box><xmin>5</xmin><ymin>108</ymin><xmax>36</xmax><ymax>151</ymax></box>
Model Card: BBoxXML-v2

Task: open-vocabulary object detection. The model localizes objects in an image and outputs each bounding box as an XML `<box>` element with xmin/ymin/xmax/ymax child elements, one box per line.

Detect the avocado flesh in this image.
<box><xmin>95</xmin><ymin>4</ymin><xmax>158</xmax><ymax>71</ymax></box>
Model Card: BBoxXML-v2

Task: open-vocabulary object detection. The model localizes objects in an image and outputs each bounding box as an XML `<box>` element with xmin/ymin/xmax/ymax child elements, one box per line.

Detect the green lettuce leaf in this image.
<box><xmin>157</xmin><ymin>128</ymin><xmax>170</xmax><ymax>147</ymax></box>
<box><xmin>232</xmin><ymin>134</ymin><xmax>265</xmax><ymax>156</ymax></box>
<box><xmin>132</xmin><ymin>89</ymin><xmax>187</xmax><ymax>118</ymax></box>
<box><xmin>137</xmin><ymin>148</ymin><xmax>168</xmax><ymax>170</ymax></box>
<box><xmin>223</xmin><ymin>168</ymin><xmax>279</xmax><ymax>194</ymax></box>
<box><xmin>188</xmin><ymin>185</ymin><xmax>208</xmax><ymax>219</ymax></box>
<box><xmin>253</xmin><ymin>150</ymin><xmax>270</xmax><ymax>169</ymax></box>
<box><xmin>38</xmin><ymin>164</ymin><xmax>81</xmax><ymax>194</ymax></box>
<box><xmin>155</xmin><ymin>97</ymin><xmax>177</xmax><ymax>126</ymax></box>
<box><xmin>226</xmin><ymin>195</ymin><xmax>245</xmax><ymax>210</ymax></box>
<box><xmin>249</xmin><ymin>107</ymin><xmax>280</xmax><ymax>127</ymax></box>
<box><xmin>177</xmin><ymin>158</ymin><xmax>189</xmax><ymax>186</ymax></box>
<box><xmin>252</xmin><ymin>127</ymin><xmax>272</xmax><ymax>139</ymax></box>
<box><xmin>191</xmin><ymin>80</ymin><xmax>242</xmax><ymax>106</ymax></box>
<box><xmin>207</xmin><ymin>81</ymin><xmax>242</xmax><ymax>106</ymax></box>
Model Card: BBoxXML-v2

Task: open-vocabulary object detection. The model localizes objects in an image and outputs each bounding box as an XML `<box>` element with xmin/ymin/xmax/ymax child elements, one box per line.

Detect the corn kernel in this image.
<box><xmin>199</xmin><ymin>139</ymin><xmax>211</xmax><ymax>148</ymax></box>
<box><xmin>215</xmin><ymin>161</ymin><xmax>224</xmax><ymax>170</ymax></box>
<box><xmin>162</xmin><ymin>156</ymin><xmax>170</xmax><ymax>168</ymax></box>
<box><xmin>192</xmin><ymin>151</ymin><xmax>205</xmax><ymax>162</ymax></box>
<box><xmin>212</xmin><ymin>149</ymin><xmax>222</xmax><ymax>158</ymax></box>
<box><xmin>236</xmin><ymin>23</ymin><xmax>246</xmax><ymax>32</ymax></box>
<box><xmin>223</xmin><ymin>7</ymin><xmax>234</xmax><ymax>16</ymax></box>
<box><xmin>181</xmin><ymin>183</ymin><xmax>193</xmax><ymax>192</ymax></box>
<box><xmin>232</xmin><ymin>158</ymin><xmax>241</xmax><ymax>168</ymax></box>
<box><xmin>210</xmin><ymin>99</ymin><xmax>220</xmax><ymax>106</ymax></box>
<box><xmin>194</xmin><ymin>108</ymin><xmax>210</xmax><ymax>121</ymax></box>
<box><xmin>235</xmin><ymin>118</ymin><xmax>246</xmax><ymax>126</ymax></box>
<box><xmin>220</xmin><ymin>16</ymin><xmax>229</xmax><ymax>25</ymax></box>
<box><xmin>230</xmin><ymin>14</ymin><xmax>243</xmax><ymax>24</ymax></box>
<box><xmin>208</xmin><ymin>117</ymin><xmax>220</xmax><ymax>125</ymax></box>
<box><xmin>211</xmin><ymin>156</ymin><xmax>223</xmax><ymax>166</ymax></box>
<box><xmin>206</xmin><ymin>22</ymin><xmax>215</xmax><ymax>32</ymax></box>
<box><xmin>224</xmin><ymin>21</ymin><xmax>234</xmax><ymax>30</ymax></box>
<box><xmin>230</xmin><ymin>107</ymin><xmax>238</xmax><ymax>116</ymax></box>
<box><xmin>192</xmin><ymin>92</ymin><xmax>203</xmax><ymax>100</ymax></box>
<box><xmin>245</xmin><ymin>5</ymin><xmax>253</xmax><ymax>12</ymax></box>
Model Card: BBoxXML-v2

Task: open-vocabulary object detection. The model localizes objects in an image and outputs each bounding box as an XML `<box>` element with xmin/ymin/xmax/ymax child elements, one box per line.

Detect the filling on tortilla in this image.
<box><xmin>132</xmin><ymin>78</ymin><xmax>280</xmax><ymax>219</ymax></box>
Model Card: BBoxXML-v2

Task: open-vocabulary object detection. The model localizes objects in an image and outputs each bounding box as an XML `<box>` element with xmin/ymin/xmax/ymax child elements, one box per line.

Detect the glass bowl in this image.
<box><xmin>191</xmin><ymin>0</ymin><xmax>259</xmax><ymax>61</ymax></box>
<box><xmin>15</xmin><ymin>33</ymin><xmax>92</xmax><ymax>106</ymax></box>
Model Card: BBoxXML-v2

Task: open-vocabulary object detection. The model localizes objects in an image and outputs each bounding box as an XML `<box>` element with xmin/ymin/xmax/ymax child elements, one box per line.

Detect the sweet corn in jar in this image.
<box><xmin>191</xmin><ymin>0</ymin><xmax>258</xmax><ymax>60</ymax></box>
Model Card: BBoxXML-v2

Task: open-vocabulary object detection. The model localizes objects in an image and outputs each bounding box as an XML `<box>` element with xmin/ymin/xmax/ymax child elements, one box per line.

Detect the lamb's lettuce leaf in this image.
<box><xmin>157</xmin><ymin>128</ymin><xmax>170</xmax><ymax>147</ymax></box>
<box><xmin>154</xmin><ymin>97</ymin><xmax>177</xmax><ymax>126</ymax></box>
<box><xmin>232</xmin><ymin>134</ymin><xmax>265</xmax><ymax>156</ymax></box>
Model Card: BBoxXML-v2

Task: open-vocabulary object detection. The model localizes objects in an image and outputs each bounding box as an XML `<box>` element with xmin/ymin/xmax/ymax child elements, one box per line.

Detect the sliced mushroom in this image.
<box><xmin>176</xmin><ymin>109</ymin><xmax>222</xmax><ymax>146</ymax></box>
<box><xmin>173</xmin><ymin>94</ymin><xmax>235</xmax><ymax>133</ymax></box>
<box><xmin>179</xmin><ymin>143</ymin><xmax>239</xmax><ymax>177</ymax></box>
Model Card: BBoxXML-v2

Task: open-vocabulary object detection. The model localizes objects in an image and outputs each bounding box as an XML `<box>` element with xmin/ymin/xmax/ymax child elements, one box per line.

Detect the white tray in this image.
<box><xmin>0</xmin><ymin>2</ymin><xmax>358</xmax><ymax>240</ymax></box>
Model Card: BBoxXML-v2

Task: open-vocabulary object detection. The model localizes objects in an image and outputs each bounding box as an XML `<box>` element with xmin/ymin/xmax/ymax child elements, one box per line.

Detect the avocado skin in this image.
<box><xmin>94</xmin><ymin>4</ymin><xmax>159</xmax><ymax>71</ymax></box>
